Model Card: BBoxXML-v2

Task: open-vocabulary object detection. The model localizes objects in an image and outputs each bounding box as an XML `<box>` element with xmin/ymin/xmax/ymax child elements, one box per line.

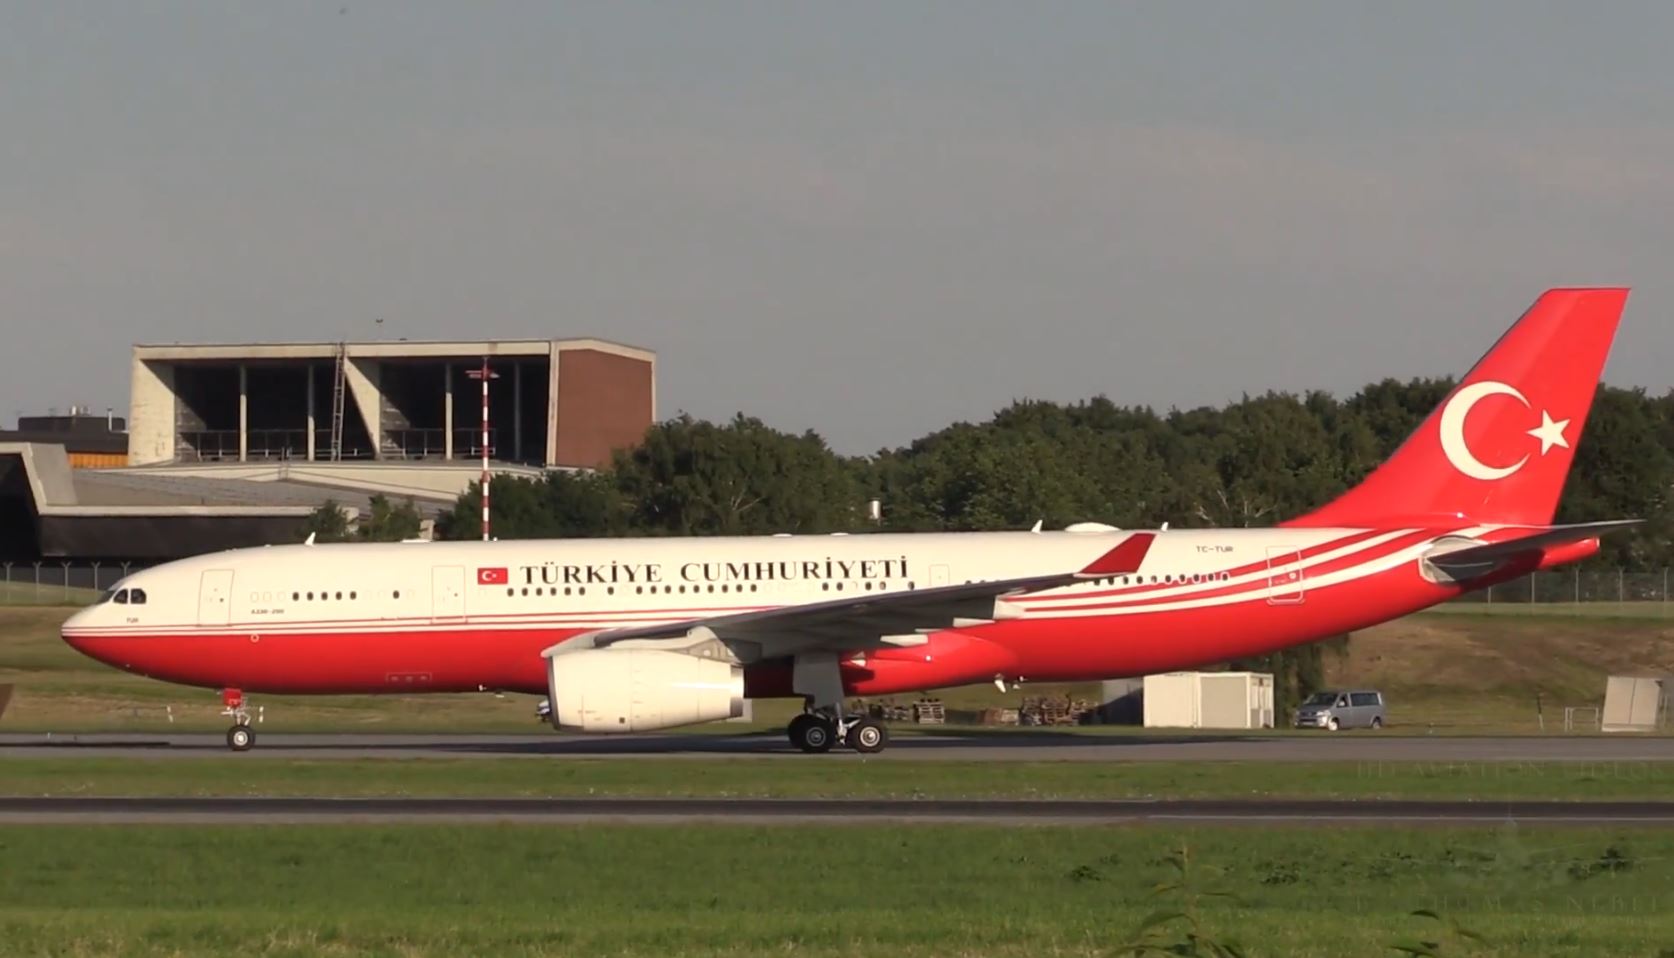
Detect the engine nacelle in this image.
<box><xmin>546</xmin><ymin>648</ymin><xmax>744</xmax><ymax>732</ymax></box>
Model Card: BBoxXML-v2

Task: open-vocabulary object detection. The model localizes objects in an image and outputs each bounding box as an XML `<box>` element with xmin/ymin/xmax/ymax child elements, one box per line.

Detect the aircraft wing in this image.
<box><xmin>547</xmin><ymin>532</ymin><xmax>1154</xmax><ymax>661</ymax></box>
<box><xmin>1425</xmin><ymin>520</ymin><xmax>1641</xmax><ymax>574</ymax></box>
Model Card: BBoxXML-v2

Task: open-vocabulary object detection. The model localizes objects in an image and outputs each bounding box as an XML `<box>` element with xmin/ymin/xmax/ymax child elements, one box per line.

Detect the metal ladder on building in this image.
<box><xmin>328</xmin><ymin>342</ymin><xmax>348</xmax><ymax>461</ymax></box>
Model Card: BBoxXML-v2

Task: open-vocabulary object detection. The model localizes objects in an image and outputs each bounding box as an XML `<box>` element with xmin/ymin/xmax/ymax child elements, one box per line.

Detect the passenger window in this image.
<box><xmin>130</xmin><ymin>589</ymin><xmax>147</xmax><ymax>605</ymax></box>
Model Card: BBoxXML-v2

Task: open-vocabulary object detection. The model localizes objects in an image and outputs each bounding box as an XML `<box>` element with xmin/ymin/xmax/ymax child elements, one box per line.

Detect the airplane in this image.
<box><xmin>63</xmin><ymin>288</ymin><xmax>1636</xmax><ymax>753</ymax></box>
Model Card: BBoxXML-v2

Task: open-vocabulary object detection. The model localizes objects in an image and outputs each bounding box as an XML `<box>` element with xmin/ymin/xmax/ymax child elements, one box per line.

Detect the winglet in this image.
<box><xmin>1078</xmin><ymin>532</ymin><xmax>1155</xmax><ymax>577</ymax></box>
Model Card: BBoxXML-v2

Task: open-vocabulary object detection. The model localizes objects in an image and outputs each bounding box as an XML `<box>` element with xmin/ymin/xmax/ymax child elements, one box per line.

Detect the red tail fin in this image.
<box><xmin>1287</xmin><ymin>288</ymin><xmax>1628</xmax><ymax>528</ymax></box>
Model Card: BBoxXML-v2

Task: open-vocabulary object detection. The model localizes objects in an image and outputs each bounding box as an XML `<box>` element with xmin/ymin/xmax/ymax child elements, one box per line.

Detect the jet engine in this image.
<box><xmin>546</xmin><ymin>648</ymin><xmax>744</xmax><ymax>732</ymax></box>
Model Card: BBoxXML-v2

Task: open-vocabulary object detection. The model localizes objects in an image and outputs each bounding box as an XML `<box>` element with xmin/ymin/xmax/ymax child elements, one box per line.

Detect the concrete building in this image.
<box><xmin>2</xmin><ymin>337</ymin><xmax>657</xmax><ymax>561</ymax></box>
<box><xmin>128</xmin><ymin>338</ymin><xmax>655</xmax><ymax>470</ymax></box>
<box><xmin>0</xmin><ymin>410</ymin><xmax>129</xmax><ymax>468</ymax></box>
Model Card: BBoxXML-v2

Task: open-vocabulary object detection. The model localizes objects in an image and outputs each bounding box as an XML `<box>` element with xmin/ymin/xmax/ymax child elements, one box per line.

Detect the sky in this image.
<box><xmin>4</xmin><ymin>2</ymin><xmax>1673</xmax><ymax>454</ymax></box>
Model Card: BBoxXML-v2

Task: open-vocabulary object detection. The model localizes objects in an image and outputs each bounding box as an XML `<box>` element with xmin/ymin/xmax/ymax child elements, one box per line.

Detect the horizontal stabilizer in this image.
<box><xmin>1426</xmin><ymin>520</ymin><xmax>1641</xmax><ymax>572</ymax></box>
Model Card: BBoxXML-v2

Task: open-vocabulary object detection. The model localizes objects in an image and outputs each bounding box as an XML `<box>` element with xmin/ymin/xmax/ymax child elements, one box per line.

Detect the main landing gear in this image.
<box><xmin>221</xmin><ymin>688</ymin><xmax>257</xmax><ymax>752</ymax></box>
<box><xmin>785</xmin><ymin>651</ymin><xmax>892</xmax><ymax>754</ymax></box>
<box><xmin>786</xmin><ymin>711</ymin><xmax>890</xmax><ymax>754</ymax></box>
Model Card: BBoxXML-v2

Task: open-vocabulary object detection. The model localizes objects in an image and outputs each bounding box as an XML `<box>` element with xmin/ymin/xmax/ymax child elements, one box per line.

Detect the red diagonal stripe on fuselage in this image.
<box><xmin>1019</xmin><ymin>528</ymin><xmax>1447</xmax><ymax>614</ymax></box>
<box><xmin>1025</xmin><ymin>527</ymin><xmax>1393</xmax><ymax>605</ymax></box>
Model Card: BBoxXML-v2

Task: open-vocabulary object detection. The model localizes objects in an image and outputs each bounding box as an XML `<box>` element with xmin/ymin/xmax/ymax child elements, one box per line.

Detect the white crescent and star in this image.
<box><xmin>1438</xmin><ymin>380</ymin><xmax>1570</xmax><ymax>481</ymax></box>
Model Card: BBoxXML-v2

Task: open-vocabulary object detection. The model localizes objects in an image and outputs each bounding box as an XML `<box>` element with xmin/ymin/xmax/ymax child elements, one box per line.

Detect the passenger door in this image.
<box><xmin>1264</xmin><ymin>548</ymin><xmax>1305</xmax><ymax>604</ymax></box>
<box><xmin>197</xmin><ymin>569</ymin><xmax>234</xmax><ymax>628</ymax></box>
<box><xmin>431</xmin><ymin>566</ymin><xmax>466</xmax><ymax>621</ymax></box>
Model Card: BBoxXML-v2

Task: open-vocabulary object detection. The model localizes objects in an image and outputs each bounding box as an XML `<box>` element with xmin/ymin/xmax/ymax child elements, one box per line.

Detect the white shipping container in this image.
<box><xmin>1142</xmin><ymin>671</ymin><xmax>1274</xmax><ymax>729</ymax></box>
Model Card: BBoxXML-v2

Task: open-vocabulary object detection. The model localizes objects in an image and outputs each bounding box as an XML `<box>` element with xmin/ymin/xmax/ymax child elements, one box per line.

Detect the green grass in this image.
<box><xmin>8</xmin><ymin>756</ymin><xmax>1674</xmax><ymax>801</ymax></box>
<box><xmin>0</xmin><ymin>581</ymin><xmax>100</xmax><ymax>606</ymax></box>
<box><xmin>0</xmin><ymin>824</ymin><xmax>1669</xmax><ymax>957</ymax></box>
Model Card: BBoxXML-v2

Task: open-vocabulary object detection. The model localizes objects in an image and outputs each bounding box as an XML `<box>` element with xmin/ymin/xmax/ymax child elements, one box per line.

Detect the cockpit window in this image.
<box><xmin>98</xmin><ymin>588</ymin><xmax>117</xmax><ymax>604</ymax></box>
<box><xmin>114</xmin><ymin>589</ymin><xmax>129</xmax><ymax>605</ymax></box>
<box><xmin>129</xmin><ymin>589</ymin><xmax>147</xmax><ymax>605</ymax></box>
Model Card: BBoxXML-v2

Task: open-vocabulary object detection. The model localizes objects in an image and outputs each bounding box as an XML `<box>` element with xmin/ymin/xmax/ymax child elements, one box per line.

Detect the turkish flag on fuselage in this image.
<box><xmin>477</xmin><ymin>567</ymin><xmax>509</xmax><ymax>586</ymax></box>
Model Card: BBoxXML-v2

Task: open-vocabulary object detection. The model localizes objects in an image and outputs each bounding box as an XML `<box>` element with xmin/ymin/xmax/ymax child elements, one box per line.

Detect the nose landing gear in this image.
<box><xmin>221</xmin><ymin>688</ymin><xmax>258</xmax><ymax>751</ymax></box>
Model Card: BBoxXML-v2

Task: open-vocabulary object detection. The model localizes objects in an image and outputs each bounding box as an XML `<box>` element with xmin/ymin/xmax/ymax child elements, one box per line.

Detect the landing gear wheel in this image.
<box><xmin>848</xmin><ymin>717</ymin><xmax>888</xmax><ymax>754</ymax></box>
<box><xmin>788</xmin><ymin>714</ymin><xmax>836</xmax><ymax>753</ymax></box>
<box><xmin>226</xmin><ymin>724</ymin><xmax>255</xmax><ymax>752</ymax></box>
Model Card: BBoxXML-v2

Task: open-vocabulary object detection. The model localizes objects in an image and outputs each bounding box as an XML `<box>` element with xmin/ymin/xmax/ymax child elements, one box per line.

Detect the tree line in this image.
<box><xmin>427</xmin><ymin>378</ymin><xmax>1672</xmax><ymax>567</ymax></box>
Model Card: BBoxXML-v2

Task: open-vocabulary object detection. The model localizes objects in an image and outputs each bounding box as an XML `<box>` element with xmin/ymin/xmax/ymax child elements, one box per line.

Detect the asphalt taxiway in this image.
<box><xmin>1</xmin><ymin>730</ymin><xmax>1671</xmax><ymax>762</ymax></box>
<box><xmin>3</xmin><ymin>796</ymin><xmax>1672</xmax><ymax>826</ymax></box>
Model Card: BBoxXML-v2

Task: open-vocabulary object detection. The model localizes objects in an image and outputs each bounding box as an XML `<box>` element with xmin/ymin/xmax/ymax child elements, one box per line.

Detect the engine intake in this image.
<box><xmin>546</xmin><ymin>648</ymin><xmax>744</xmax><ymax>732</ymax></box>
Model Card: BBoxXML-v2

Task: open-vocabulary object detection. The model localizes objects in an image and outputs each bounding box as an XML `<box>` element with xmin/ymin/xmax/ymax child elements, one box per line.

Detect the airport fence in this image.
<box><xmin>0</xmin><ymin>562</ymin><xmax>149</xmax><ymax>606</ymax></box>
<box><xmin>1450</xmin><ymin>569</ymin><xmax>1674</xmax><ymax>614</ymax></box>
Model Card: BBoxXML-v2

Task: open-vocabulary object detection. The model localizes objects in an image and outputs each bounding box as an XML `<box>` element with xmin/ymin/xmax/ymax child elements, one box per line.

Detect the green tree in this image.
<box><xmin>1555</xmin><ymin>386</ymin><xmax>1674</xmax><ymax>567</ymax></box>
<box><xmin>435</xmin><ymin>471</ymin><xmax>623</xmax><ymax>540</ymax></box>
<box><xmin>301</xmin><ymin>495</ymin><xmax>422</xmax><ymax>542</ymax></box>
<box><xmin>300</xmin><ymin>500</ymin><xmax>353</xmax><ymax>542</ymax></box>
<box><xmin>360</xmin><ymin>495</ymin><xmax>423</xmax><ymax>542</ymax></box>
<box><xmin>612</xmin><ymin>414</ymin><xmax>867</xmax><ymax>535</ymax></box>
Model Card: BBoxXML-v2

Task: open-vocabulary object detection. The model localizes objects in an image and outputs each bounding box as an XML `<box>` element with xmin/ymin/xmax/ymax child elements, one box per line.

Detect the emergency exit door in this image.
<box><xmin>197</xmin><ymin>569</ymin><xmax>234</xmax><ymax>627</ymax></box>
<box><xmin>1264</xmin><ymin>548</ymin><xmax>1305</xmax><ymax>605</ymax></box>
<box><xmin>431</xmin><ymin>566</ymin><xmax>466</xmax><ymax>621</ymax></box>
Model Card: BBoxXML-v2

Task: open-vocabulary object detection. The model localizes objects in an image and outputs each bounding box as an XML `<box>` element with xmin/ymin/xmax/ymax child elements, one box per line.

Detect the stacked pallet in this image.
<box><xmin>1020</xmin><ymin>695</ymin><xmax>1097</xmax><ymax>726</ymax></box>
<box><xmin>911</xmin><ymin>698</ymin><xmax>946</xmax><ymax>725</ymax></box>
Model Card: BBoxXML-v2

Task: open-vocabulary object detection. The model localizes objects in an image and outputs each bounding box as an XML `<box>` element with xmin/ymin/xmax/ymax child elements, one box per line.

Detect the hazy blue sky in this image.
<box><xmin>4</xmin><ymin>2</ymin><xmax>1672</xmax><ymax>452</ymax></box>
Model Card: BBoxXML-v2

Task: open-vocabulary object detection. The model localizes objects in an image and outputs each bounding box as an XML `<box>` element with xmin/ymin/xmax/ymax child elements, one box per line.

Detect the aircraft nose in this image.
<box><xmin>61</xmin><ymin>608</ymin><xmax>110</xmax><ymax>661</ymax></box>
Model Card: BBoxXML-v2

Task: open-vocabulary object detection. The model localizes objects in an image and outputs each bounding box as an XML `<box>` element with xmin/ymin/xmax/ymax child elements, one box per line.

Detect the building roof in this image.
<box><xmin>69</xmin><ymin>471</ymin><xmax>415</xmax><ymax>514</ymax></box>
<box><xmin>0</xmin><ymin>430</ymin><xmax>127</xmax><ymax>454</ymax></box>
<box><xmin>132</xmin><ymin>337</ymin><xmax>655</xmax><ymax>363</ymax></box>
<box><xmin>0</xmin><ymin>442</ymin><xmax>484</xmax><ymax>519</ymax></box>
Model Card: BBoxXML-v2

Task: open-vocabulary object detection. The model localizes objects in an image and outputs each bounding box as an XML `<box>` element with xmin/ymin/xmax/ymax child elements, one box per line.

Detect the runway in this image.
<box><xmin>4</xmin><ymin>795</ymin><xmax>1673</xmax><ymax>825</ymax></box>
<box><xmin>2</xmin><ymin>730</ymin><xmax>1672</xmax><ymax>762</ymax></box>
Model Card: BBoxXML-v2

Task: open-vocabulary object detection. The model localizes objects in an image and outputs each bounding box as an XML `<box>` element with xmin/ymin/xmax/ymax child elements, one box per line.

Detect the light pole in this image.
<box><xmin>465</xmin><ymin>360</ymin><xmax>500</xmax><ymax>541</ymax></box>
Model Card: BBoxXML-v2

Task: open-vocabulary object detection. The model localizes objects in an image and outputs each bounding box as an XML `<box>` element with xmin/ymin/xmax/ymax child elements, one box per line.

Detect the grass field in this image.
<box><xmin>5</xmin><ymin>603</ymin><xmax>1674</xmax><ymax>734</ymax></box>
<box><xmin>0</xmin><ymin>581</ymin><xmax>100</xmax><ymax>606</ymax></box>
<box><xmin>0</xmin><ymin>823</ymin><xmax>1669</xmax><ymax>957</ymax></box>
<box><xmin>7</xmin><ymin>756</ymin><xmax>1674</xmax><ymax>801</ymax></box>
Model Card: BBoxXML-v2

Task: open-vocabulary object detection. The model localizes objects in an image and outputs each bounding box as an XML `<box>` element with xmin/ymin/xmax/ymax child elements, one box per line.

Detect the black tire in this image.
<box><xmin>849</xmin><ymin>718</ymin><xmax>888</xmax><ymax>754</ymax></box>
<box><xmin>226</xmin><ymin>725</ymin><xmax>255</xmax><ymax>752</ymax></box>
<box><xmin>788</xmin><ymin>714</ymin><xmax>835</xmax><ymax>753</ymax></box>
<box><xmin>1370</xmin><ymin>716</ymin><xmax>1383</xmax><ymax>730</ymax></box>
<box><xmin>1327</xmin><ymin>717</ymin><xmax>1341</xmax><ymax>732</ymax></box>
